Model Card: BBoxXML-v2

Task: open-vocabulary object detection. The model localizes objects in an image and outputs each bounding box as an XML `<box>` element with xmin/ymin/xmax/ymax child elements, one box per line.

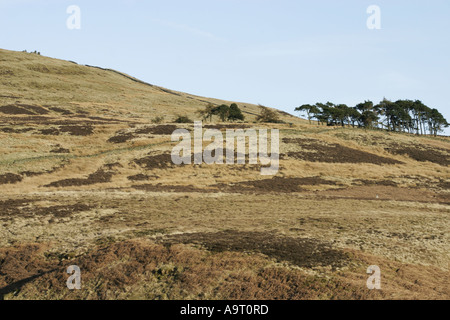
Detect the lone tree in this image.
<box><xmin>257</xmin><ymin>105</ymin><xmax>281</xmax><ymax>123</ymax></box>
<box><xmin>216</xmin><ymin>104</ymin><xmax>230</xmax><ymax>122</ymax></box>
<box><xmin>228</xmin><ymin>103</ymin><xmax>245</xmax><ymax>122</ymax></box>
<box><xmin>356</xmin><ymin>100</ymin><xmax>378</xmax><ymax>129</ymax></box>
<box><xmin>197</xmin><ymin>103</ymin><xmax>216</xmax><ymax>122</ymax></box>
<box><xmin>295</xmin><ymin>104</ymin><xmax>319</xmax><ymax>124</ymax></box>
<box><xmin>429</xmin><ymin>108</ymin><xmax>449</xmax><ymax>136</ymax></box>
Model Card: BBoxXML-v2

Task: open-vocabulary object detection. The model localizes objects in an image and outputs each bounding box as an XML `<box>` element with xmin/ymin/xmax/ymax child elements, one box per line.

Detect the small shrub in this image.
<box><xmin>152</xmin><ymin>116</ymin><xmax>165</xmax><ymax>124</ymax></box>
<box><xmin>228</xmin><ymin>103</ymin><xmax>245</xmax><ymax>122</ymax></box>
<box><xmin>257</xmin><ymin>105</ymin><xmax>284</xmax><ymax>123</ymax></box>
<box><xmin>174</xmin><ymin>115</ymin><xmax>193</xmax><ymax>124</ymax></box>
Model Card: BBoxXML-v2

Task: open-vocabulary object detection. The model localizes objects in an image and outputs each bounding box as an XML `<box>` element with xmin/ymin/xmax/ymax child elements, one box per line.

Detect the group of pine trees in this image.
<box><xmin>198</xmin><ymin>103</ymin><xmax>245</xmax><ymax>122</ymax></box>
<box><xmin>296</xmin><ymin>99</ymin><xmax>449</xmax><ymax>136</ymax></box>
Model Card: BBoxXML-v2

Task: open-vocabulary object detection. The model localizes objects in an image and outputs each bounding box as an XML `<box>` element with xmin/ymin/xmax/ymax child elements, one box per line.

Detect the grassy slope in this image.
<box><xmin>0</xmin><ymin>48</ymin><xmax>296</xmax><ymax>122</ymax></box>
<box><xmin>0</xmin><ymin>48</ymin><xmax>449</xmax><ymax>300</ymax></box>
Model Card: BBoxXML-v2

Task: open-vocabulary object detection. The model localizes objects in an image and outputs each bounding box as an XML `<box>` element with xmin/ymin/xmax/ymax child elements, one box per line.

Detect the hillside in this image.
<box><xmin>0</xmin><ymin>48</ymin><xmax>449</xmax><ymax>300</ymax></box>
<box><xmin>0</xmin><ymin>48</ymin><xmax>296</xmax><ymax>122</ymax></box>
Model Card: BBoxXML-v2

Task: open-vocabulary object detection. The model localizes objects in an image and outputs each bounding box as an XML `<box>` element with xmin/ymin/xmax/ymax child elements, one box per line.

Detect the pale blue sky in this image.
<box><xmin>1</xmin><ymin>0</ymin><xmax>449</xmax><ymax>133</ymax></box>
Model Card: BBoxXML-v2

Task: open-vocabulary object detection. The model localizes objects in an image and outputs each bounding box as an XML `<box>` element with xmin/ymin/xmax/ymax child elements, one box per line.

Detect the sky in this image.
<box><xmin>1</xmin><ymin>0</ymin><xmax>449</xmax><ymax>134</ymax></box>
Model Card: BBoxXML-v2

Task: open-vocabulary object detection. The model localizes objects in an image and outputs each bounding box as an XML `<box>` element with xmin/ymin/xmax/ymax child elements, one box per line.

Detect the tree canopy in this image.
<box><xmin>295</xmin><ymin>99</ymin><xmax>449</xmax><ymax>136</ymax></box>
<box><xmin>197</xmin><ymin>103</ymin><xmax>245</xmax><ymax>123</ymax></box>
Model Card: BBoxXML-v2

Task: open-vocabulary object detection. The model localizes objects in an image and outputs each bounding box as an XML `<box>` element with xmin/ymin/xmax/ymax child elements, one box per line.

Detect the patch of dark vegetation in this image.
<box><xmin>17</xmin><ymin>105</ymin><xmax>49</xmax><ymax>115</ymax></box>
<box><xmin>0</xmin><ymin>173</ymin><xmax>23</xmax><ymax>185</ymax></box>
<box><xmin>0</xmin><ymin>241</ymin><xmax>387</xmax><ymax>300</ymax></box>
<box><xmin>47</xmin><ymin>107</ymin><xmax>73</xmax><ymax>115</ymax></box>
<box><xmin>0</xmin><ymin>117</ymin><xmax>115</xmax><ymax>127</ymax></box>
<box><xmin>353</xmin><ymin>179</ymin><xmax>398</xmax><ymax>187</ymax></box>
<box><xmin>39</xmin><ymin>128</ymin><xmax>60</xmax><ymax>135</ymax></box>
<box><xmin>0</xmin><ymin>105</ymin><xmax>35</xmax><ymax>115</ymax></box>
<box><xmin>108</xmin><ymin>133</ymin><xmax>135</xmax><ymax>143</ymax></box>
<box><xmin>44</xmin><ymin>169</ymin><xmax>113</xmax><ymax>188</ymax></box>
<box><xmin>50</xmin><ymin>148</ymin><xmax>70</xmax><ymax>154</ymax></box>
<box><xmin>87</xmin><ymin>116</ymin><xmax>125</xmax><ymax>123</ymax></box>
<box><xmin>74</xmin><ymin>114</ymin><xmax>128</xmax><ymax>124</ymax></box>
<box><xmin>28</xmin><ymin>116</ymin><xmax>120</xmax><ymax>126</ymax></box>
<box><xmin>20</xmin><ymin>171</ymin><xmax>44</xmax><ymax>177</ymax></box>
<box><xmin>161</xmin><ymin>231</ymin><xmax>349</xmax><ymax>269</ymax></box>
<box><xmin>75</xmin><ymin>109</ymin><xmax>89</xmax><ymax>115</ymax></box>
<box><xmin>215</xmin><ymin>176</ymin><xmax>341</xmax><ymax>194</ymax></box>
<box><xmin>0</xmin><ymin>200</ymin><xmax>93</xmax><ymax>219</ymax></box>
<box><xmin>1</xmin><ymin>116</ymin><xmax>55</xmax><ymax>125</ymax></box>
<box><xmin>283</xmin><ymin>138</ymin><xmax>403</xmax><ymax>165</ymax></box>
<box><xmin>0</xmin><ymin>127</ymin><xmax>33</xmax><ymax>133</ymax></box>
<box><xmin>438</xmin><ymin>179</ymin><xmax>450</xmax><ymax>190</ymax></box>
<box><xmin>133</xmin><ymin>184</ymin><xmax>211</xmax><ymax>193</ymax></box>
<box><xmin>392</xmin><ymin>175</ymin><xmax>436</xmax><ymax>189</ymax></box>
<box><xmin>127</xmin><ymin>174</ymin><xmax>159</xmax><ymax>182</ymax></box>
<box><xmin>103</xmin><ymin>163</ymin><xmax>123</xmax><ymax>170</ymax></box>
<box><xmin>59</xmin><ymin>125</ymin><xmax>93</xmax><ymax>136</ymax></box>
<box><xmin>0</xmin><ymin>104</ymin><xmax>49</xmax><ymax>115</ymax></box>
<box><xmin>109</xmin><ymin>124</ymin><xmax>172</xmax><ymax>143</ymax></box>
<box><xmin>0</xmin><ymin>243</ymin><xmax>58</xmax><ymax>295</ymax></box>
<box><xmin>38</xmin><ymin>125</ymin><xmax>93</xmax><ymax>136</ymax></box>
<box><xmin>204</xmin><ymin>124</ymin><xmax>251</xmax><ymax>130</ymax></box>
<box><xmin>134</xmin><ymin>125</ymin><xmax>178</xmax><ymax>135</ymax></box>
<box><xmin>133</xmin><ymin>176</ymin><xmax>340</xmax><ymax>194</ymax></box>
<box><xmin>133</xmin><ymin>153</ymin><xmax>175</xmax><ymax>170</ymax></box>
<box><xmin>1</xmin><ymin>240</ymin><xmax>446</xmax><ymax>300</ymax></box>
<box><xmin>384</xmin><ymin>144</ymin><xmax>449</xmax><ymax>166</ymax></box>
